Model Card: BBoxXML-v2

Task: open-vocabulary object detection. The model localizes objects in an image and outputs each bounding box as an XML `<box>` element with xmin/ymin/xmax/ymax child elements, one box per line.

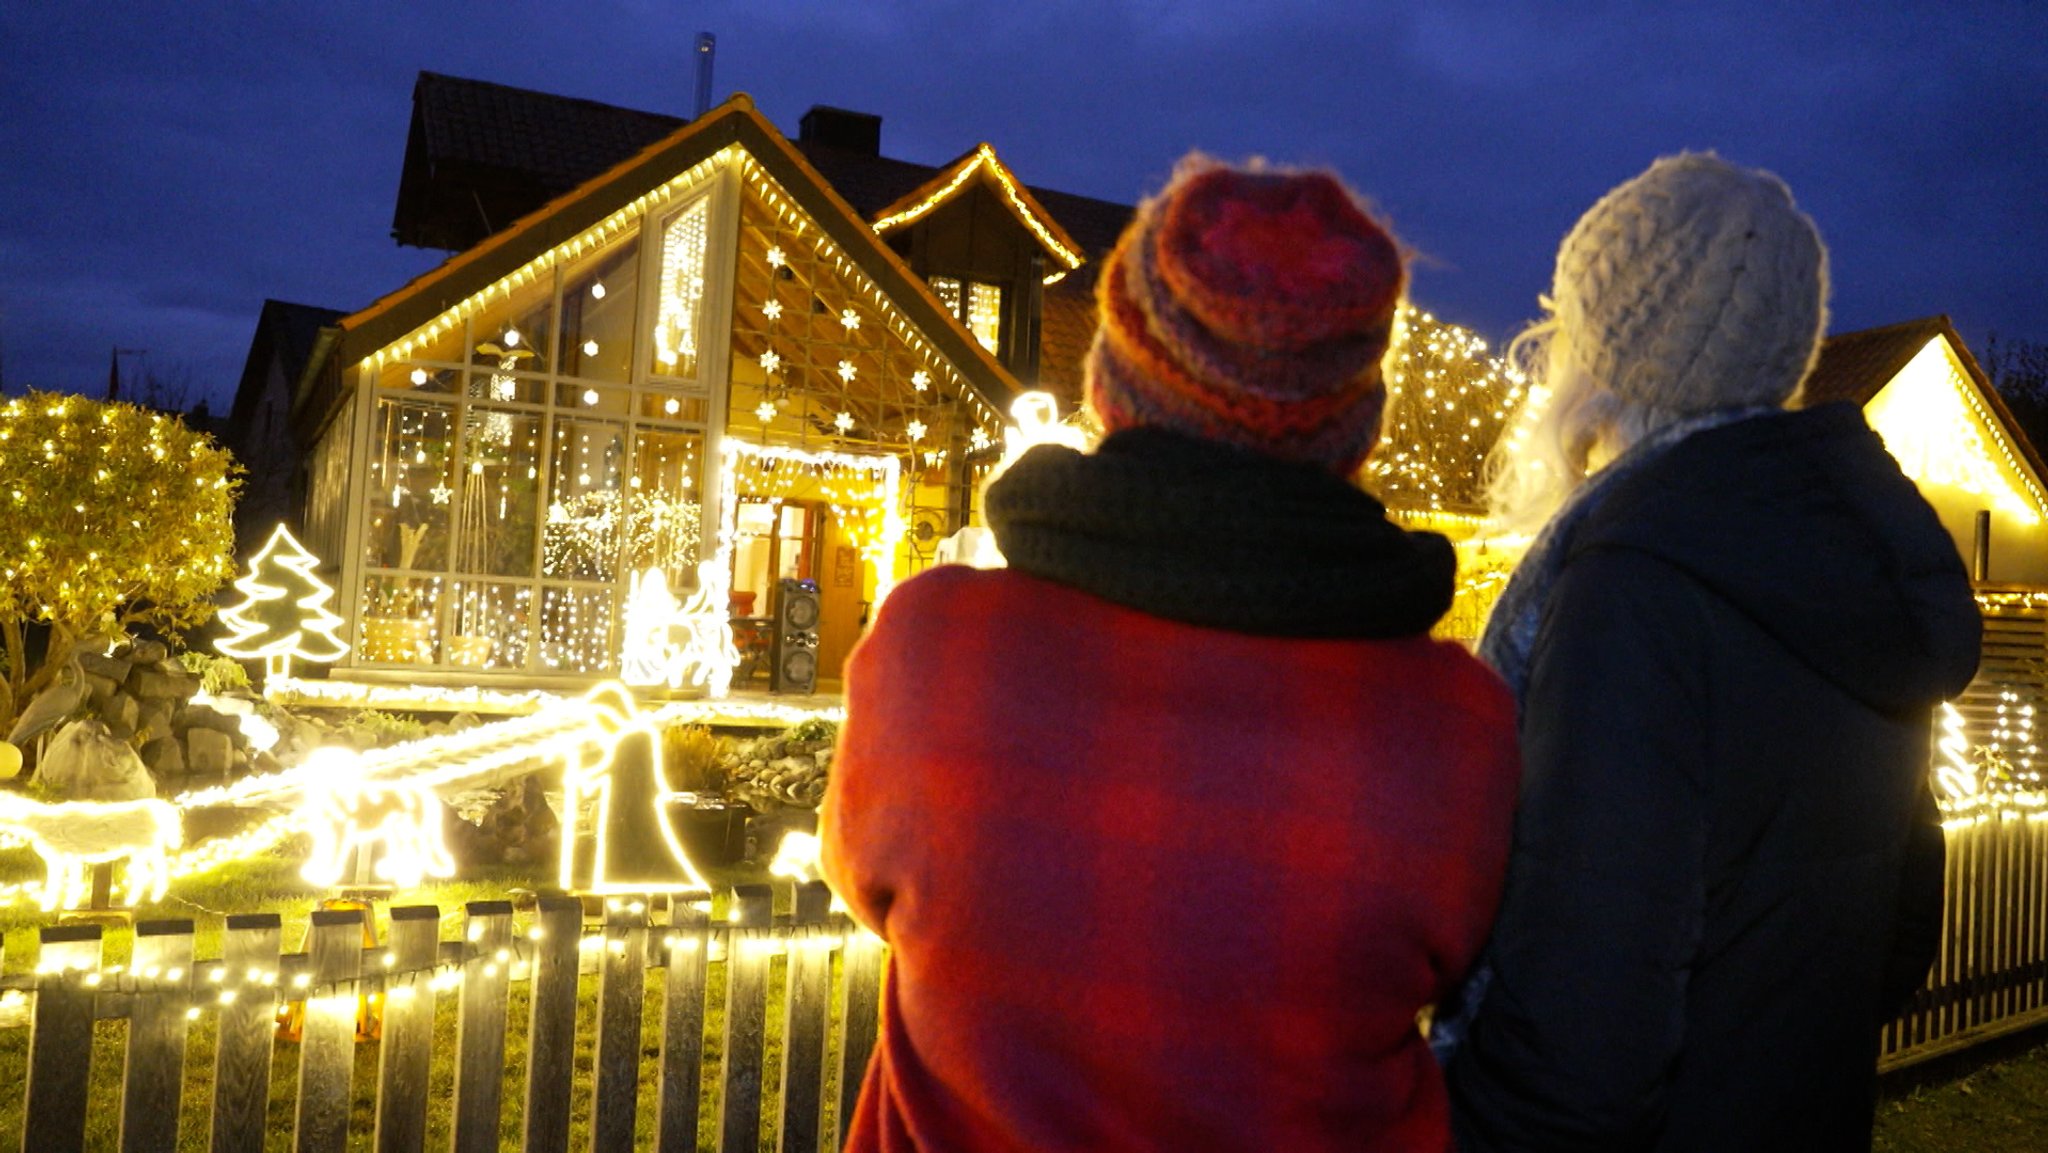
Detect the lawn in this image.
<box><xmin>1875</xmin><ymin>1031</ymin><xmax>2048</xmax><ymax>1152</ymax></box>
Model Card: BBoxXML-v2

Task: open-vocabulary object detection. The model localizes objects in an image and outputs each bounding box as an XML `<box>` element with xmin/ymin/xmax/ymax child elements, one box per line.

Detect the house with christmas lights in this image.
<box><xmin>275</xmin><ymin>74</ymin><xmax>1134</xmax><ymax>693</ymax></box>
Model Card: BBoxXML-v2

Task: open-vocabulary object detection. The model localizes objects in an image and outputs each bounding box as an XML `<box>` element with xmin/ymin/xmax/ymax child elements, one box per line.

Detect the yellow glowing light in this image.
<box><xmin>0</xmin><ymin>794</ymin><xmax>183</xmax><ymax>912</ymax></box>
<box><xmin>618</xmin><ymin>563</ymin><xmax>739</xmax><ymax>696</ymax></box>
<box><xmin>870</xmin><ymin>144</ymin><xmax>1084</xmax><ymax>270</ymax></box>
<box><xmin>1937</xmin><ymin>702</ymin><xmax>1976</xmax><ymax>801</ymax></box>
<box><xmin>720</xmin><ymin>440</ymin><xmax>904</xmax><ymax>607</ymax></box>
<box><xmin>557</xmin><ymin>683</ymin><xmax>713</xmax><ymax>894</ymax></box>
<box><xmin>294</xmin><ymin>747</ymin><xmax>456</xmax><ymax>889</ymax></box>
<box><xmin>215</xmin><ymin>525</ymin><xmax>351</xmax><ymax>679</ymax></box>
<box><xmin>1864</xmin><ymin>337</ymin><xmax>2047</xmax><ymax>524</ymax></box>
<box><xmin>767</xmin><ymin>830</ymin><xmax>821</xmax><ymax>883</ymax></box>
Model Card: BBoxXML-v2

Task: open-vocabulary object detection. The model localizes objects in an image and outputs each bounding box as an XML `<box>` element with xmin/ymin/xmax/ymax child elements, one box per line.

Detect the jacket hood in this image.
<box><xmin>1571</xmin><ymin>403</ymin><xmax>1981</xmax><ymax>712</ymax></box>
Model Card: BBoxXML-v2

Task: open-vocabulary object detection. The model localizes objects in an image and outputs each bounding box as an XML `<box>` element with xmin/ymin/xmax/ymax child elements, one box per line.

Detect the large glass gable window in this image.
<box><xmin>359</xmin><ymin>195</ymin><xmax>714</xmax><ymax>677</ymax></box>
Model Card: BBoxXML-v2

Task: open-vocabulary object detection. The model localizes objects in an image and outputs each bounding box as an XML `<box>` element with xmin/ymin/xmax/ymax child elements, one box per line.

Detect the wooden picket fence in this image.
<box><xmin>1881</xmin><ymin>812</ymin><xmax>2048</xmax><ymax>1070</ymax></box>
<box><xmin>6</xmin><ymin>881</ymin><xmax>881</xmax><ymax>1152</ymax></box>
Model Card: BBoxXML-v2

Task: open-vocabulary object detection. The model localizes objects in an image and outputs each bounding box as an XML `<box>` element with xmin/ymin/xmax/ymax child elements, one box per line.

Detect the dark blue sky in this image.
<box><xmin>2</xmin><ymin>2</ymin><xmax>2042</xmax><ymax>413</ymax></box>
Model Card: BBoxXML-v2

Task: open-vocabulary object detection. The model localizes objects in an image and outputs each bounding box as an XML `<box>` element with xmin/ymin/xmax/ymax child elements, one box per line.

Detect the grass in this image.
<box><xmin>1875</xmin><ymin>1032</ymin><xmax>2048</xmax><ymax>1152</ymax></box>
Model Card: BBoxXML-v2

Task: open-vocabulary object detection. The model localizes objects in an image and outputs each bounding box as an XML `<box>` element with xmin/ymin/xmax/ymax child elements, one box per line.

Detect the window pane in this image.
<box><xmin>449</xmin><ymin>582</ymin><xmax>532</xmax><ymax>671</ymax></box>
<box><xmin>361</xmin><ymin>575</ymin><xmax>441</xmax><ymax>665</ymax></box>
<box><xmin>930</xmin><ymin>276</ymin><xmax>962</xmax><ymax>317</ymax></box>
<box><xmin>455</xmin><ymin>407</ymin><xmax>544</xmax><ymax>577</ymax></box>
<box><xmin>379</xmin><ymin>363</ymin><xmax>460</xmax><ymax>394</ymax></box>
<box><xmin>555</xmin><ymin>383</ymin><xmax>630</xmax><ymax>416</ymax></box>
<box><xmin>967</xmin><ymin>281</ymin><xmax>1003</xmax><ymax>354</ymax></box>
<box><xmin>651</xmin><ymin>197</ymin><xmax>711</xmax><ymax>380</ymax></box>
<box><xmin>544</xmin><ymin>418</ymin><xmax>627</xmax><ymax>582</ymax></box>
<box><xmin>470</xmin><ymin>266</ymin><xmax>555</xmax><ymax>376</ymax></box>
<box><xmin>540</xmin><ymin>585</ymin><xmax>615</xmax><ymax>673</ymax></box>
<box><xmin>624</xmin><ymin>429</ymin><xmax>704</xmax><ymax>577</ymax></box>
<box><xmin>638</xmin><ymin>392</ymin><xmax>707</xmax><ymax>422</ymax></box>
<box><xmin>465</xmin><ymin>371</ymin><xmax>546</xmax><ymax>406</ymax></box>
<box><xmin>364</xmin><ymin>399</ymin><xmax>454</xmax><ymax>571</ymax></box>
<box><xmin>559</xmin><ymin>234</ymin><xmax>639</xmax><ymax>384</ymax></box>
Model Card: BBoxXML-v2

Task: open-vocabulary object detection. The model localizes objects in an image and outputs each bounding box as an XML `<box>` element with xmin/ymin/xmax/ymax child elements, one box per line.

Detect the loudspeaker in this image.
<box><xmin>772</xmin><ymin>578</ymin><xmax>821</xmax><ymax>694</ymax></box>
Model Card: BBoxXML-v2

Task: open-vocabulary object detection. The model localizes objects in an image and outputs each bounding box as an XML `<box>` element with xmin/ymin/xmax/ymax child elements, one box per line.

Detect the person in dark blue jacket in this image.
<box><xmin>1446</xmin><ymin>153</ymin><xmax>1982</xmax><ymax>1151</ymax></box>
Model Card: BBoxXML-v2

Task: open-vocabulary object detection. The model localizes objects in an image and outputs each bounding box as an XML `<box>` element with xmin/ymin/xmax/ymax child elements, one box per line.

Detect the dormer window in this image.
<box><xmin>930</xmin><ymin>276</ymin><xmax>1003</xmax><ymax>355</ymax></box>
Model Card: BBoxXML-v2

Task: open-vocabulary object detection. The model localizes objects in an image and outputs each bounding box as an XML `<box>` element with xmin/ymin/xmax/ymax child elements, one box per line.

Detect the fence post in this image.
<box><xmin>520</xmin><ymin>896</ymin><xmax>584</xmax><ymax>1153</ymax></box>
<box><xmin>451</xmin><ymin>901</ymin><xmax>515</xmax><ymax>1153</ymax></box>
<box><xmin>836</xmin><ymin>921</ymin><xmax>885</xmax><ymax>1149</ymax></box>
<box><xmin>654</xmin><ymin>903</ymin><xmax>711</xmax><ymax>1153</ymax></box>
<box><xmin>210</xmin><ymin>913</ymin><xmax>282</xmax><ymax>1153</ymax></box>
<box><xmin>778</xmin><ymin>882</ymin><xmax>834</xmax><ymax>1153</ymax></box>
<box><xmin>592</xmin><ymin>899</ymin><xmax>651</xmax><ymax>1150</ymax></box>
<box><xmin>374</xmin><ymin>906</ymin><xmax>441</xmax><ymax>1153</ymax></box>
<box><xmin>718</xmin><ymin>884</ymin><xmax>775</xmax><ymax>1153</ymax></box>
<box><xmin>25</xmin><ymin>924</ymin><xmax>96</xmax><ymax>1153</ymax></box>
<box><xmin>296</xmin><ymin>906</ymin><xmax>366</xmax><ymax>1153</ymax></box>
<box><xmin>120</xmin><ymin>918</ymin><xmax>196</xmax><ymax>1153</ymax></box>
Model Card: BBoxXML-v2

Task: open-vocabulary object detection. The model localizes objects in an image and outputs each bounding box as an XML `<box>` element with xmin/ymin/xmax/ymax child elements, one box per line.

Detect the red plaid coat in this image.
<box><xmin>822</xmin><ymin>565</ymin><xmax>1519</xmax><ymax>1152</ymax></box>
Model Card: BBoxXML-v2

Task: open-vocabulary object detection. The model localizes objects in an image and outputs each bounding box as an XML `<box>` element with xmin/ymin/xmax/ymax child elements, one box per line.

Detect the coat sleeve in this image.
<box><xmin>1878</xmin><ymin>779</ymin><xmax>1945</xmax><ymax>1019</ymax></box>
<box><xmin>1449</xmin><ymin>548</ymin><xmax>1711</xmax><ymax>1150</ymax></box>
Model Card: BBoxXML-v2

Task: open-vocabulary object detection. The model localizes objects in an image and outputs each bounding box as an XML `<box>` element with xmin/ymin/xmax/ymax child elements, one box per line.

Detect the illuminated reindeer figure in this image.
<box><xmin>296</xmin><ymin>748</ymin><xmax>456</xmax><ymax>889</ymax></box>
<box><xmin>0</xmin><ymin>793</ymin><xmax>182</xmax><ymax>912</ymax></box>
<box><xmin>557</xmin><ymin>684</ymin><xmax>712</xmax><ymax>894</ymax></box>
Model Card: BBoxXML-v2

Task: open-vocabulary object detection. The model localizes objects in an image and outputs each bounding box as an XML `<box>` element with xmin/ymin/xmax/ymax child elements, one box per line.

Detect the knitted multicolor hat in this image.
<box><xmin>1552</xmin><ymin>151</ymin><xmax>1830</xmax><ymax>415</ymax></box>
<box><xmin>1085</xmin><ymin>154</ymin><xmax>1406</xmax><ymax>475</ymax></box>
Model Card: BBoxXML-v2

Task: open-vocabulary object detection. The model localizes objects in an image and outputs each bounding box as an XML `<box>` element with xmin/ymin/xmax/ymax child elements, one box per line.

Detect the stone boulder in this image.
<box><xmin>39</xmin><ymin>719</ymin><xmax>156</xmax><ymax>801</ymax></box>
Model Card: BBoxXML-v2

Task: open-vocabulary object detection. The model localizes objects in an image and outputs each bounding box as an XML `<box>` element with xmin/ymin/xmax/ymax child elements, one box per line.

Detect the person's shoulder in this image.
<box><xmin>1395</xmin><ymin>636</ymin><xmax>1517</xmax><ymax>727</ymax></box>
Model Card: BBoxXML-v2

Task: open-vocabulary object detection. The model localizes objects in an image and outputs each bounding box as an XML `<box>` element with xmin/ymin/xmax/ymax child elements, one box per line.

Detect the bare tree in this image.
<box><xmin>1985</xmin><ymin>333</ymin><xmax>2048</xmax><ymax>454</ymax></box>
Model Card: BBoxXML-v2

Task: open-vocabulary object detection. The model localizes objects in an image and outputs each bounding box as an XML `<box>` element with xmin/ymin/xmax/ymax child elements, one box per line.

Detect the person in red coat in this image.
<box><xmin>822</xmin><ymin>155</ymin><xmax>1521</xmax><ymax>1152</ymax></box>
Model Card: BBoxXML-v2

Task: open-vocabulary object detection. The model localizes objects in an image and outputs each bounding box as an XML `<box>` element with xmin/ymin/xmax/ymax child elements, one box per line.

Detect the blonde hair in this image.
<box><xmin>1483</xmin><ymin>312</ymin><xmax>1691</xmax><ymax>535</ymax></box>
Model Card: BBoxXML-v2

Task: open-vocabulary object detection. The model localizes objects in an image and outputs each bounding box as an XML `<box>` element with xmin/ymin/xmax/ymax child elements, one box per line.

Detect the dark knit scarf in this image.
<box><xmin>985</xmin><ymin>427</ymin><xmax>1455</xmax><ymax>638</ymax></box>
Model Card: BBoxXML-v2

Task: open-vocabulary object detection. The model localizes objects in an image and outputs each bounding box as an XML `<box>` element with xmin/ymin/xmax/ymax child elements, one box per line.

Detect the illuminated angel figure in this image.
<box><xmin>618</xmin><ymin>562</ymin><xmax>740</xmax><ymax>698</ymax></box>
<box><xmin>558</xmin><ymin>684</ymin><xmax>712</xmax><ymax>894</ymax></box>
<box><xmin>296</xmin><ymin>748</ymin><xmax>456</xmax><ymax>889</ymax></box>
<box><xmin>217</xmin><ymin>525</ymin><xmax>351</xmax><ymax>679</ymax></box>
<box><xmin>0</xmin><ymin>793</ymin><xmax>182</xmax><ymax>911</ymax></box>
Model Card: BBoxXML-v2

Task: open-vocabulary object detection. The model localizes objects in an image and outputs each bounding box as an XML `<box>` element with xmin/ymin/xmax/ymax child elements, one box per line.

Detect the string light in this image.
<box><xmin>215</xmin><ymin>525</ymin><xmax>351</xmax><ymax>679</ymax></box>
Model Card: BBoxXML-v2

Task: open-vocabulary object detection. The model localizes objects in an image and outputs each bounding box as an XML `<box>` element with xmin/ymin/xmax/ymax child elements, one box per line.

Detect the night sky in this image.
<box><xmin>2</xmin><ymin>2</ymin><xmax>2042</xmax><ymax>414</ymax></box>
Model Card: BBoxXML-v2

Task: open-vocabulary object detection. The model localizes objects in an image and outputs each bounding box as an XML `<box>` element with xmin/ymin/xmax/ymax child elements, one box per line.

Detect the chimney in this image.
<box><xmin>799</xmin><ymin>106</ymin><xmax>883</xmax><ymax>155</ymax></box>
<box><xmin>694</xmin><ymin>32</ymin><xmax>716</xmax><ymax>118</ymax></box>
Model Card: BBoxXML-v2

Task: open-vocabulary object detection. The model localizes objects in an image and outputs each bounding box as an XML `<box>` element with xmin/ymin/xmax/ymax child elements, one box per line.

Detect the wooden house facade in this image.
<box><xmin>286</xmin><ymin>83</ymin><xmax>1134</xmax><ymax>692</ymax></box>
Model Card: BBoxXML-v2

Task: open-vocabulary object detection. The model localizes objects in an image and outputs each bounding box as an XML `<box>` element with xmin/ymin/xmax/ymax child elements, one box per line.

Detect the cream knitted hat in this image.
<box><xmin>1551</xmin><ymin>152</ymin><xmax>1829</xmax><ymax>415</ymax></box>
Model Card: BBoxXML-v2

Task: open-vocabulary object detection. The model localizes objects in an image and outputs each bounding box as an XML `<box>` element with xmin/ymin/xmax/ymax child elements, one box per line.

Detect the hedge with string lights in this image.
<box><xmin>0</xmin><ymin>391</ymin><xmax>239</xmax><ymax>731</ymax></box>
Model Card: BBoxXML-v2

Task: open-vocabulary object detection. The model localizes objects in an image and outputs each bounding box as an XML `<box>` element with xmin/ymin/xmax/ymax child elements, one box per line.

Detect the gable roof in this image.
<box><xmin>230</xmin><ymin>298</ymin><xmax>343</xmax><ymax>432</ymax></box>
<box><xmin>310</xmin><ymin>94</ymin><xmax>1020</xmax><ymax>432</ymax></box>
<box><xmin>870</xmin><ymin>144</ymin><xmax>1087</xmax><ymax>271</ymax></box>
<box><xmin>393</xmin><ymin>72</ymin><xmax>686</xmax><ymax>251</ymax></box>
<box><xmin>1800</xmin><ymin>313</ymin><xmax>2048</xmax><ymax>483</ymax></box>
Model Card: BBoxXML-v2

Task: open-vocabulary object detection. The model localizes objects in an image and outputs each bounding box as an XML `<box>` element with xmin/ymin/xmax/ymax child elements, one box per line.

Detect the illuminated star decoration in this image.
<box><xmin>759</xmin><ymin>349</ymin><xmax>781</xmax><ymax>374</ymax></box>
<box><xmin>837</xmin><ymin>360</ymin><xmax>858</xmax><ymax>383</ymax></box>
<box><xmin>755</xmin><ymin>401</ymin><xmax>777</xmax><ymax>422</ymax></box>
<box><xmin>429</xmin><ymin>482</ymin><xmax>453</xmax><ymax>505</ymax></box>
<box><xmin>762</xmin><ymin>299</ymin><xmax>783</xmax><ymax>321</ymax></box>
<box><xmin>911</xmin><ymin>369</ymin><xmax>930</xmax><ymax>392</ymax></box>
<box><xmin>835</xmin><ymin>411</ymin><xmax>855</xmax><ymax>433</ymax></box>
<box><xmin>840</xmin><ymin>308</ymin><xmax>861</xmax><ymax>331</ymax></box>
<box><xmin>906</xmin><ymin>420</ymin><xmax>927</xmax><ymax>442</ymax></box>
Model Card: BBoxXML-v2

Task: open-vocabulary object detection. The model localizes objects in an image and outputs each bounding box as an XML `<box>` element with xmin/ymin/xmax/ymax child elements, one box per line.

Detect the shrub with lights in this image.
<box><xmin>0</xmin><ymin>392</ymin><xmax>239</xmax><ymax>731</ymax></box>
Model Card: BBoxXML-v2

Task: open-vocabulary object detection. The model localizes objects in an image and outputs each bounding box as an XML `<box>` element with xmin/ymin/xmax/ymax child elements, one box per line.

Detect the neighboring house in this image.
<box><xmin>226</xmin><ymin>299</ymin><xmax>344</xmax><ymax>556</ymax></box>
<box><xmin>287</xmin><ymin>76</ymin><xmax>1133</xmax><ymax>692</ymax></box>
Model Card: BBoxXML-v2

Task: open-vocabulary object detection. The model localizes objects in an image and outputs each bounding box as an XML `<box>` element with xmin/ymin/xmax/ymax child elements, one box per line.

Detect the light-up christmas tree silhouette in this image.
<box><xmin>217</xmin><ymin>525</ymin><xmax>350</xmax><ymax>679</ymax></box>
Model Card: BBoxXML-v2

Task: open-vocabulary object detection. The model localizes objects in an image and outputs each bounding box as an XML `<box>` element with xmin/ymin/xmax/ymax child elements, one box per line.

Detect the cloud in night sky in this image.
<box><xmin>0</xmin><ymin>1</ymin><xmax>2041</xmax><ymax>410</ymax></box>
